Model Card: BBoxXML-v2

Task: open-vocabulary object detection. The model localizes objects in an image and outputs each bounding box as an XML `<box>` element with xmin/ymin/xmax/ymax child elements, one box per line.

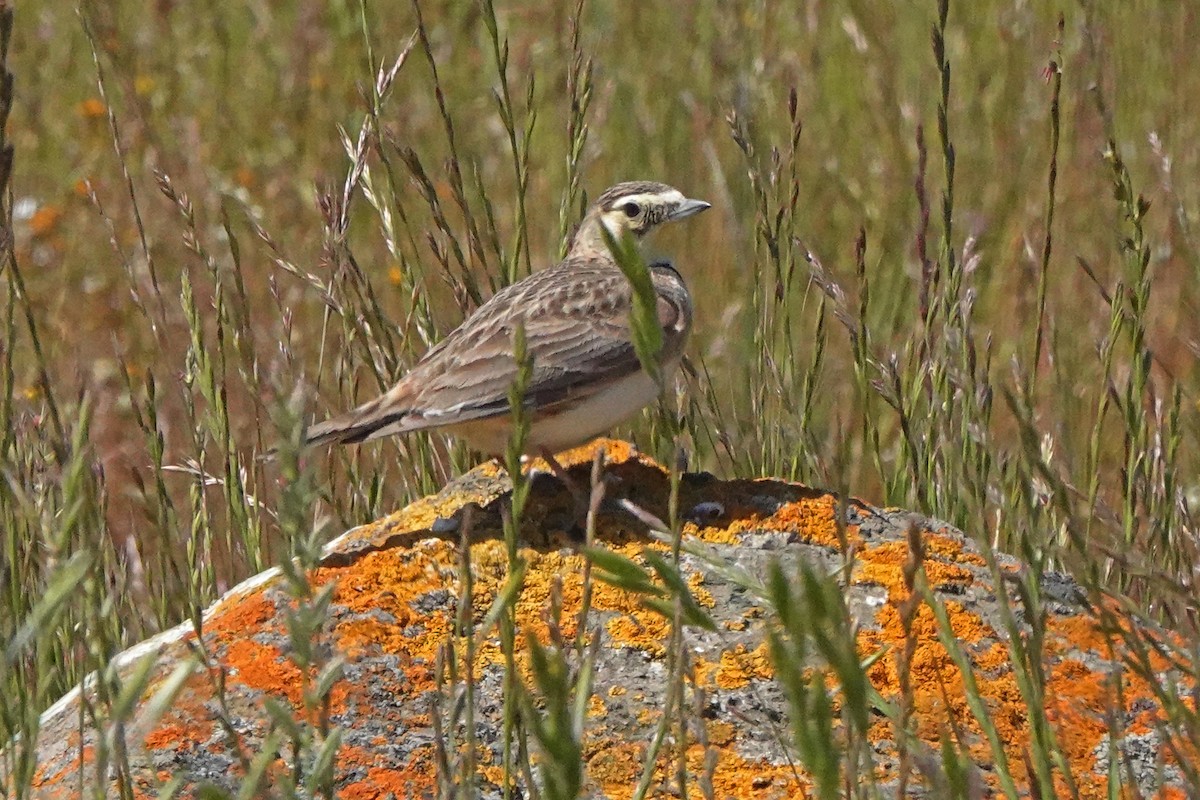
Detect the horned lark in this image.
<box><xmin>305</xmin><ymin>181</ymin><xmax>710</xmax><ymax>456</ymax></box>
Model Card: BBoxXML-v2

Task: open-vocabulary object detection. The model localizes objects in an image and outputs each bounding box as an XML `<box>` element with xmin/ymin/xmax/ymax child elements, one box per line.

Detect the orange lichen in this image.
<box><xmin>636</xmin><ymin>707</ymin><xmax>660</xmax><ymax>726</ymax></box>
<box><xmin>695</xmin><ymin>642</ymin><xmax>775</xmax><ymax>690</ymax></box>
<box><xmin>586</xmin><ymin>734</ymin><xmax>810</xmax><ymax>800</ymax></box>
<box><xmin>1044</xmin><ymin>659</ymin><xmax>1113</xmax><ymax>766</ymax></box>
<box><xmin>606</xmin><ymin>608</ymin><xmax>670</xmax><ymax>658</ymax></box>
<box><xmin>854</xmin><ymin>540</ymin><xmax>975</xmax><ymax>598</ymax></box>
<box><xmin>274</xmin><ymin>441</ymin><xmax>1190</xmax><ymax>796</ymax></box>
<box><xmin>206</xmin><ymin>592</ymin><xmax>278</xmax><ymax>639</ymax></box>
<box><xmin>316</xmin><ymin>495</ymin><xmax>728</xmax><ymax>691</ymax></box>
<box><xmin>24</xmin><ymin>439</ymin><xmax>1198</xmax><ymax>799</ymax></box>
<box><xmin>921</xmin><ymin>532</ymin><xmax>963</xmax><ymax>558</ymax></box>
<box><xmin>224</xmin><ymin>639</ymin><xmax>297</xmax><ymax>699</ymax></box>
<box><xmin>874</xmin><ymin>599</ymin><xmax>993</xmax><ymax>646</ymax></box>
<box><xmin>705</xmin><ymin>720</ymin><xmax>737</xmax><ymax>747</ymax></box>
<box><xmin>587</xmin><ymin>694</ymin><xmax>607</xmax><ymax>717</ymax></box>
<box><xmin>548</xmin><ymin>439</ymin><xmax>644</xmax><ymax>470</ymax></box>
<box><xmin>32</xmin><ymin>747</ymin><xmax>94</xmax><ymax>790</ymax></box>
<box><xmin>141</xmin><ymin>668</ymin><xmax>224</xmax><ymax>756</ymax></box>
<box><xmin>922</xmin><ymin>532</ymin><xmax>989</xmax><ymax>567</ymax></box>
<box><xmin>687</xmin><ymin>572</ymin><xmax>716</xmax><ymax>608</ymax></box>
<box><xmin>479</xmin><ymin>764</ymin><xmax>506</xmax><ymax>786</ymax></box>
<box><xmin>692</xmin><ymin>743</ymin><xmax>810</xmax><ymax>800</ymax></box>
<box><xmin>585</xmin><ymin>740</ymin><xmax>644</xmax><ymax>789</ymax></box>
<box><xmin>852</xmin><ymin>548</ymin><xmax>1200</xmax><ymax>798</ymax></box>
<box><xmin>687</xmin><ymin>521</ymin><xmax>743</xmax><ymax>545</ymax></box>
<box><xmin>1044</xmin><ymin>605</ymin><xmax>1161</xmax><ymax>661</ymax></box>
<box><xmin>717</xmin><ymin>492</ymin><xmax>851</xmax><ymax>551</ymax></box>
<box><xmin>315</xmin><ymin>483</ymin><xmax>725</xmax><ymax>682</ymax></box>
<box><xmin>337</xmin><ymin>744</ymin><xmax>439</xmax><ymax>799</ymax></box>
<box><xmin>340</xmin><ymin>764</ymin><xmax>430</xmax><ymax>800</ymax></box>
<box><xmin>222</xmin><ymin>638</ymin><xmax>348</xmax><ymax>716</ymax></box>
<box><xmin>142</xmin><ymin>723</ymin><xmax>187</xmax><ymax>751</ymax></box>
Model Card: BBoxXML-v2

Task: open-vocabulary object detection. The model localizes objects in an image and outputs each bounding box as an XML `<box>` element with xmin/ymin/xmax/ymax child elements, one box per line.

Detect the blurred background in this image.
<box><xmin>5</xmin><ymin>0</ymin><xmax>1200</xmax><ymax>703</ymax></box>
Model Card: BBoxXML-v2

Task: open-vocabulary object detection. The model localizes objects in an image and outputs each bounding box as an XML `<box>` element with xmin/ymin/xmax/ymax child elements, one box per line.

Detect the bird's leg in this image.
<box><xmin>537</xmin><ymin>447</ymin><xmax>598</xmax><ymax>536</ymax></box>
<box><xmin>538</xmin><ymin>447</ymin><xmax>586</xmax><ymax>506</ymax></box>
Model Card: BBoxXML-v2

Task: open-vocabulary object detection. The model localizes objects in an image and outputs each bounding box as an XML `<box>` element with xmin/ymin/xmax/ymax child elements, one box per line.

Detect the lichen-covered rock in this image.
<box><xmin>16</xmin><ymin>440</ymin><xmax>1195</xmax><ymax>798</ymax></box>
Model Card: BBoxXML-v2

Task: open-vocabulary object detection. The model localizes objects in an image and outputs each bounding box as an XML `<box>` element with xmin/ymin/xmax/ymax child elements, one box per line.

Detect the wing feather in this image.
<box><xmin>403</xmin><ymin>258</ymin><xmax>688</xmax><ymax>427</ymax></box>
<box><xmin>306</xmin><ymin>256</ymin><xmax>691</xmax><ymax>445</ymax></box>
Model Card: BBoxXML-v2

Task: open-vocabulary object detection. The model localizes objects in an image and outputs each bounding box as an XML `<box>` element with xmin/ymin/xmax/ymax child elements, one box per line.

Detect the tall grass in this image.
<box><xmin>4</xmin><ymin>0</ymin><xmax>1200</xmax><ymax>795</ymax></box>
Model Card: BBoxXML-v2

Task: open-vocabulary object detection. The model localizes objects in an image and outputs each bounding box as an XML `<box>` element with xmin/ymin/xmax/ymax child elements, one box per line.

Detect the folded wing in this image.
<box><xmin>304</xmin><ymin>257</ymin><xmax>689</xmax><ymax>446</ymax></box>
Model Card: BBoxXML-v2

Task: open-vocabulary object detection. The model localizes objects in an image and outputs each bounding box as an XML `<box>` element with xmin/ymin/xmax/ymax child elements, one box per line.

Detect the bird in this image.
<box><xmin>304</xmin><ymin>180</ymin><xmax>711</xmax><ymax>458</ymax></box>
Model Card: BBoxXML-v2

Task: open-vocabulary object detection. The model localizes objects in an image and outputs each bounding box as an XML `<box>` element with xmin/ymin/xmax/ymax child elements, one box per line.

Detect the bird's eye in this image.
<box><xmin>621</xmin><ymin>202</ymin><xmax>641</xmax><ymax>218</ymax></box>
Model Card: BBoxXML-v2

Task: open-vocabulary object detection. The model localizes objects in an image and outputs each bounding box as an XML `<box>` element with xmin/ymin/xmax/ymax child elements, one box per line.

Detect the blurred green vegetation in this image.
<box><xmin>4</xmin><ymin>0</ymin><xmax>1200</xmax><ymax>794</ymax></box>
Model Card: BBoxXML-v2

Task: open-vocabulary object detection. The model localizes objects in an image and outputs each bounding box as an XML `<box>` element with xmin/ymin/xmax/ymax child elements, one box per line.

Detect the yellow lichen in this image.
<box><xmin>33</xmin><ymin>439</ymin><xmax>1198</xmax><ymax>800</ymax></box>
<box><xmin>587</xmin><ymin>695</ymin><xmax>607</xmax><ymax>718</ymax></box>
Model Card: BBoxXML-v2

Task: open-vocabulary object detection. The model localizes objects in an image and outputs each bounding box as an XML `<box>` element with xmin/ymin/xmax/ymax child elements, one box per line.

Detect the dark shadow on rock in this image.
<box><xmin>320</xmin><ymin>456</ymin><xmax>838</xmax><ymax>569</ymax></box>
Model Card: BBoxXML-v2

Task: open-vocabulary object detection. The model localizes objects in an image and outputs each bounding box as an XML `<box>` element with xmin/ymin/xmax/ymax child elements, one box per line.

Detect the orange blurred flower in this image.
<box><xmin>79</xmin><ymin>98</ymin><xmax>107</xmax><ymax>118</ymax></box>
<box><xmin>29</xmin><ymin>205</ymin><xmax>62</xmax><ymax>237</ymax></box>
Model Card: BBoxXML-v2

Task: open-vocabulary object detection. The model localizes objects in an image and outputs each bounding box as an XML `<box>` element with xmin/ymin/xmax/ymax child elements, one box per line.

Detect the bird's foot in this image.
<box><xmin>536</xmin><ymin>447</ymin><xmax>623</xmax><ymax>543</ymax></box>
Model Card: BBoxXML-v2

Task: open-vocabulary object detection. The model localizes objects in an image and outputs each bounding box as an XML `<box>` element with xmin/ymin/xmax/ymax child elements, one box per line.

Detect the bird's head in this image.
<box><xmin>569</xmin><ymin>181</ymin><xmax>710</xmax><ymax>256</ymax></box>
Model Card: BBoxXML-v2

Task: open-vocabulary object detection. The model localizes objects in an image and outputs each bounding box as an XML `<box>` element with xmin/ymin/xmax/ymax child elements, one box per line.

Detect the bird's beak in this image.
<box><xmin>668</xmin><ymin>198</ymin><xmax>712</xmax><ymax>221</ymax></box>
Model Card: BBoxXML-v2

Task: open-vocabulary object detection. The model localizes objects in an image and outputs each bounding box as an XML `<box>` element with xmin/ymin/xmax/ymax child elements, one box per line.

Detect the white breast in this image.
<box><xmin>448</xmin><ymin>358</ymin><xmax>680</xmax><ymax>456</ymax></box>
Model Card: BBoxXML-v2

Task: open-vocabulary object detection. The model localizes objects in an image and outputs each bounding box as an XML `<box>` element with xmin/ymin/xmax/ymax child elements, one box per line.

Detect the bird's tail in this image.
<box><xmin>303</xmin><ymin>392</ymin><xmax>411</xmax><ymax>447</ymax></box>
